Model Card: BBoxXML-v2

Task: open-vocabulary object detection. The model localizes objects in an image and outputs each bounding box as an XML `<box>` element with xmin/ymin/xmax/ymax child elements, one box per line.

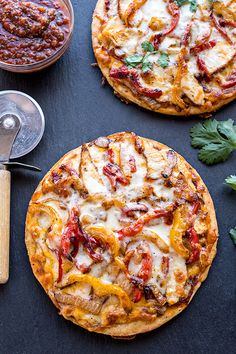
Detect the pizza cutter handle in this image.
<box><xmin>0</xmin><ymin>168</ymin><xmax>11</xmax><ymax>284</ymax></box>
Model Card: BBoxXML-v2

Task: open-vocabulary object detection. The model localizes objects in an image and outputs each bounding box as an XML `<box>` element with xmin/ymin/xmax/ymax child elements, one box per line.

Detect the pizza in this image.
<box><xmin>92</xmin><ymin>0</ymin><xmax>236</xmax><ymax>116</ymax></box>
<box><xmin>25</xmin><ymin>132</ymin><xmax>218</xmax><ymax>337</ymax></box>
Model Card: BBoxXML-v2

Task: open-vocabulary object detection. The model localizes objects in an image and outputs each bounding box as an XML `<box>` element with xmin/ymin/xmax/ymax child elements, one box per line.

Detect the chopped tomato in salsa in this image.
<box><xmin>0</xmin><ymin>0</ymin><xmax>70</xmax><ymax>65</ymax></box>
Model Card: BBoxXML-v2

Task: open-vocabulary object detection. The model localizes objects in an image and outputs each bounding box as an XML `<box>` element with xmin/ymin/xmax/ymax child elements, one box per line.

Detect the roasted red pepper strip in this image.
<box><xmin>133</xmin><ymin>287</ymin><xmax>142</xmax><ymax>303</ymax></box>
<box><xmin>211</xmin><ymin>12</ymin><xmax>233</xmax><ymax>45</ymax></box>
<box><xmin>153</xmin><ymin>0</ymin><xmax>180</xmax><ymax>49</ymax></box>
<box><xmin>103</xmin><ymin>162</ymin><xmax>129</xmax><ymax>190</ymax></box>
<box><xmin>187</xmin><ymin>227</ymin><xmax>201</xmax><ymax>264</ymax></box>
<box><xmin>129</xmin><ymin>155</ymin><xmax>137</xmax><ymax>172</ymax></box>
<box><xmin>107</xmin><ymin>148</ymin><xmax>115</xmax><ymax>163</ymax></box>
<box><xmin>125</xmin><ymin>244</ymin><xmax>153</xmax><ymax>302</ymax></box>
<box><xmin>161</xmin><ymin>256</ymin><xmax>169</xmax><ymax>277</ymax></box>
<box><xmin>197</xmin><ymin>56</ymin><xmax>211</xmax><ymax>81</ymax></box>
<box><xmin>181</xmin><ymin>22</ymin><xmax>192</xmax><ymax>47</ymax></box>
<box><xmin>118</xmin><ymin>209</ymin><xmax>173</xmax><ymax>239</ymax></box>
<box><xmin>191</xmin><ymin>40</ymin><xmax>216</xmax><ymax>54</ymax></box>
<box><xmin>219</xmin><ymin>18</ymin><xmax>236</xmax><ymax>29</ymax></box>
<box><xmin>59</xmin><ymin>208</ymin><xmax>103</xmax><ymax>282</ymax></box>
<box><xmin>221</xmin><ymin>80</ymin><xmax>236</xmax><ymax>89</ymax></box>
<box><xmin>110</xmin><ymin>66</ymin><xmax>129</xmax><ymax>79</ymax></box>
<box><xmin>110</xmin><ymin>67</ymin><xmax>162</xmax><ymax>98</ymax></box>
<box><xmin>61</xmin><ymin>208</ymin><xmax>79</xmax><ymax>257</ymax></box>
<box><xmin>130</xmin><ymin>70</ymin><xmax>163</xmax><ymax>98</ymax></box>
<box><xmin>138</xmin><ymin>244</ymin><xmax>153</xmax><ymax>282</ymax></box>
<box><xmin>192</xmin><ymin>201</ymin><xmax>200</xmax><ymax>215</ymax></box>
<box><xmin>132</xmin><ymin>132</ymin><xmax>144</xmax><ymax>154</ymax></box>
<box><xmin>226</xmin><ymin>70</ymin><xmax>236</xmax><ymax>81</ymax></box>
<box><xmin>163</xmin><ymin>0</ymin><xmax>180</xmax><ymax>36</ymax></box>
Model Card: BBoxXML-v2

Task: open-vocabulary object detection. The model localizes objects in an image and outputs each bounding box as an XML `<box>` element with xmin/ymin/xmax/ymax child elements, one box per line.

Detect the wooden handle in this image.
<box><xmin>0</xmin><ymin>169</ymin><xmax>11</xmax><ymax>284</ymax></box>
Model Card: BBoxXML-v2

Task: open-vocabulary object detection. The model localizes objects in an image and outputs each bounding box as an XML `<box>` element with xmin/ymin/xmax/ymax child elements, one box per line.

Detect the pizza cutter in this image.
<box><xmin>0</xmin><ymin>90</ymin><xmax>45</xmax><ymax>284</ymax></box>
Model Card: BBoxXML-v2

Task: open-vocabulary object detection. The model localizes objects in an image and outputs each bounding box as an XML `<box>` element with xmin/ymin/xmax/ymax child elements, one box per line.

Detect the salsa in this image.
<box><xmin>0</xmin><ymin>0</ymin><xmax>70</xmax><ymax>65</ymax></box>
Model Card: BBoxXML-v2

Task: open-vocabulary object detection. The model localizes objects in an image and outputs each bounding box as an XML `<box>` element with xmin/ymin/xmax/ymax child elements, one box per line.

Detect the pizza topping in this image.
<box><xmin>163</xmin><ymin>0</ymin><xmax>180</xmax><ymax>36</ymax></box>
<box><xmin>220</xmin><ymin>70</ymin><xmax>236</xmax><ymax>89</ymax></box>
<box><xmin>107</xmin><ymin>148</ymin><xmax>115</xmax><ymax>163</ymax></box>
<box><xmin>181</xmin><ymin>22</ymin><xmax>192</xmax><ymax>46</ymax></box>
<box><xmin>190</xmin><ymin>40</ymin><xmax>216</xmax><ymax>54</ymax></box>
<box><xmin>186</xmin><ymin>227</ymin><xmax>200</xmax><ymax>264</ymax></box>
<box><xmin>128</xmin><ymin>155</ymin><xmax>137</xmax><ymax>172</ymax></box>
<box><xmin>103</xmin><ymin>162</ymin><xmax>130</xmax><ymax>190</ymax></box>
<box><xmin>59</xmin><ymin>208</ymin><xmax>104</xmax><ymax>280</ymax></box>
<box><xmin>122</xmin><ymin>202</ymin><xmax>149</xmax><ymax>216</ymax></box>
<box><xmin>118</xmin><ymin>209</ymin><xmax>173</xmax><ymax>239</ymax></box>
<box><xmin>94</xmin><ymin>136</ymin><xmax>110</xmax><ymax>148</ymax></box>
<box><xmin>211</xmin><ymin>12</ymin><xmax>233</xmax><ymax>45</ymax></box>
<box><xmin>157</xmin><ymin>52</ymin><xmax>169</xmax><ymax>68</ymax></box>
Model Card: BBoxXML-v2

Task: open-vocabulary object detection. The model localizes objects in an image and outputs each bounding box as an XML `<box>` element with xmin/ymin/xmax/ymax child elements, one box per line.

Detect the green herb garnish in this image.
<box><xmin>141</xmin><ymin>41</ymin><xmax>155</xmax><ymax>52</ymax></box>
<box><xmin>225</xmin><ymin>175</ymin><xmax>236</xmax><ymax>190</ymax></box>
<box><xmin>157</xmin><ymin>53</ymin><xmax>169</xmax><ymax>68</ymax></box>
<box><xmin>175</xmin><ymin>0</ymin><xmax>198</xmax><ymax>12</ymax></box>
<box><xmin>142</xmin><ymin>54</ymin><xmax>153</xmax><ymax>73</ymax></box>
<box><xmin>190</xmin><ymin>119</ymin><xmax>236</xmax><ymax>165</ymax></box>
<box><xmin>125</xmin><ymin>54</ymin><xmax>143</xmax><ymax>69</ymax></box>
<box><xmin>175</xmin><ymin>0</ymin><xmax>188</xmax><ymax>5</ymax></box>
<box><xmin>229</xmin><ymin>227</ymin><xmax>236</xmax><ymax>246</ymax></box>
<box><xmin>125</xmin><ymin>41</ymin><xmax>157</xmax><ymax>73</ymax></box>
<box><xmin>190</xmin><ymin>0</ymin><xmax>198</xmax><ymax>12</ymax></box>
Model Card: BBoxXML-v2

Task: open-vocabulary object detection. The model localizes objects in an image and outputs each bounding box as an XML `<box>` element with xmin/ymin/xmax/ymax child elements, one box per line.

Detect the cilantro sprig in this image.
<box><xmin>174</xmin><ymin>0</ymin><xmax>198</xmax><ymax>12</ymax></box>
<box><xmin>190</xmin><ymin>119</ymin><xmax>236</xmax><ymax>165</ymax></box>
<box><xmin>125</xmin><ymin>41</ymin><xmax>156</xmax><ymax>73</ymax></box>
<box><xmin>125</xmin><ymin>41</ymin><xmax>169</xmax><ymax>73</ymax></box>
<box><xmin>229</xmin><ymin>228</ymin><xmax>236</xmax><ymax>246</ymax></box>
<box><xmin>225</xmin><ymin>175</ymin><xmax>236</xmax><ymax>190</ymax></box>
<box><xmin>158</xmin><ymin>53</ymin><xmax>169</xmax><ymax>68</ymax></box>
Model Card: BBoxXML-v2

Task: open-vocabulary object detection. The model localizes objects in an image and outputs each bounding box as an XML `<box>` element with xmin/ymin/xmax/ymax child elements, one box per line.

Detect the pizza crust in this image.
<box><xmin>92</xmin><ymin>0</ymin><xmax>236</xmax><ymax>116</ymax></box>
<box><xmin>25</xmin><ymin>133</ymin><xmax>218</xmax><ymax>337</ymax></box>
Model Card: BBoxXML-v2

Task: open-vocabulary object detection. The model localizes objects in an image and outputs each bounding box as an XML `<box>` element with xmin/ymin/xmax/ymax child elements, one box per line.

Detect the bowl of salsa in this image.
<box><xmin>0</xmin><ymin>0</ymin><xmax>74</xmax><ymax>72</ymax></box>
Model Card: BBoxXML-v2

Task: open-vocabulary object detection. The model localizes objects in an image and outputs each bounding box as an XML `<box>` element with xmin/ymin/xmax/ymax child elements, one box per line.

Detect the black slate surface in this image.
<box><xmin>0</xmin><ymin>1</ymin><xmax>235</xmax><ymax>353</ymax></box>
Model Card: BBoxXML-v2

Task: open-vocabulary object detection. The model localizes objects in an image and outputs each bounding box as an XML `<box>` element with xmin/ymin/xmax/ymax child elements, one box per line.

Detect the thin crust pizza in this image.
<box><xmin>92</xmin><ymin>0</ymin><xmax>236</xmax><ymax>116</ymax></box>
<box><xmin>25</xmin><ymin>132</ymin><xmax>218</xmax><ymax>336</ymax></box>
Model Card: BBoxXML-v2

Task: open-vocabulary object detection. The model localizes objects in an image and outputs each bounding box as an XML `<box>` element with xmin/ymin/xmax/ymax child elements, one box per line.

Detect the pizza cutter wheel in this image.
<box><xmin>0</xmin><ymin>91</ymin><xmax>45</xmax><ymax>284</ymax></box>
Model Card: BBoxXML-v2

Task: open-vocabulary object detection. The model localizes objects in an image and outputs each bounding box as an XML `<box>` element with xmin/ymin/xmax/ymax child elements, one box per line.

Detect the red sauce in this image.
<box><xmin>0</xmin><ymin>0</ymin><xmax>70</xmax><ymax>65</ymax></box>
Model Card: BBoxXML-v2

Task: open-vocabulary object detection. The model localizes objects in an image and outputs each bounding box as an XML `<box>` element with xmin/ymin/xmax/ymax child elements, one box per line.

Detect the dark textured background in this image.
<box><xmin>0</xmin><ymin>1</ymin><xmax>235</xmax><ymax>353</ymax></box>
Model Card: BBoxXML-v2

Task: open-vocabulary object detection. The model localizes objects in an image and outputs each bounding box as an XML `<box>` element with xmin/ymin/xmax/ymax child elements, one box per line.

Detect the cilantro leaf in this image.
<box><xmin>190</xmin><ymin>120</ymin><xmax>222</xmax><ymax>148</ymax></box>
<box><xmin>229</xmin><ymin>227</ymin><xmax>236</xmax><ymax>246</ymax></box>
<box><xmin>125</xmin><ymin>54</ymin><xmax>143</xmax><ymax>69</ymax></box>
<box><xmin>218</xmin><ymin>119</ymin><xmax>236</xmax><ymax>147</ymax></box>
<box><xmin>175</xmin><ymin>0</ymin><xmax>188</xmax><ymax>5</ymax></box>
<box><xmin>190</xmin><ymin>119</ymin><xmax>236</xmax><ymax>165</ymax></box>
<box><xmin>142</xmin><ymin>60</ymin><xmax>153</xmax><ymax>73</ymax></box>
<box><xmin>142</xmin><ymin>41</ymin><xmax>154</xmax><ymax>53</ymax></box>
<box><xmin>225</xmin><ymin>175</ymin><xmax>236</xmax><ymax>191</ymax></box>
<box><xmin>157</xmin><ymin>53</ymin><xmax>169</xmax><ymax>68</ymax></box>
<box><xmin>190</xmin><ymin>0</ymin><xmax>198</xmax><ymax>12</ymax></box>
<box><xmin>198</xmin><ymin>142</ymin><xmax>233</xmax><ymax>165</ymax></box>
